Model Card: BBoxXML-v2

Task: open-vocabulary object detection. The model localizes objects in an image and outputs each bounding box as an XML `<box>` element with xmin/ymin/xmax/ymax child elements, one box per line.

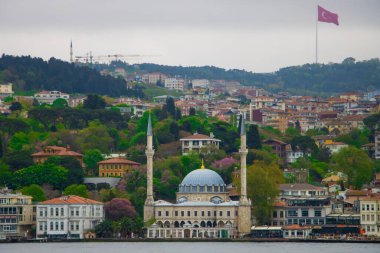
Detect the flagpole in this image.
<box><xmin>316</xmin><ymin>5</ymin><xmax>318</xmax><ymax>64</ymax></box>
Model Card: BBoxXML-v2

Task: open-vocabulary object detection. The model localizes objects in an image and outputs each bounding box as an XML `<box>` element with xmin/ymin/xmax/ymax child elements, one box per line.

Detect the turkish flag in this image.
<box><xmin>318</xmin><ymin>5</ymin><xmax>339</xmax><ymax>26</ymax></box>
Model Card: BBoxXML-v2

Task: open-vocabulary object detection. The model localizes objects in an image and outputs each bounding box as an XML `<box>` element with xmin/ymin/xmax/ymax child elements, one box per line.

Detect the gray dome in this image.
<box><xmin>181</xmin><ymin>168</ymin><xmax>225</xmax><ymax>186</ymax></box>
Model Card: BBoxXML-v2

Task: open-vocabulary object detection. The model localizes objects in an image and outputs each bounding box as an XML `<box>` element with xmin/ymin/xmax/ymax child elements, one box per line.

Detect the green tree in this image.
<box><xmin>3</xmin><ymin>150</ymin><xmax>33</xmax><ymax>171</ymax></box>
<box><xmin>77</xmin><ymin>121</ymin><xmax>114</xmax><ymax>153</ymax></box>
<box><xmin>189</xmin><ymin>107</ymin><xmax>196</xmax><ymax>116</ymax></box>
<box><xmin>247</xmin><ymin>160</ymin><xmax>284</xmax><ymax>225</ymax></box>
<box><xmin>63</xmin><ymin>184</ymin><xmax>88</xmax><ymax>198</ymax></box>
<box><xmin>52</xmin><ymin>98</ymin><xmax>68</xmax><ymax>108</ymax></box>
<box><xmin>0</xmin><ymin>162</ymin><xmax>13</xmax><ymax>187</ymax></box>
<box><xmin>9</xmin><ymin>102</ymin><xmax>22</xmax><ymax>111</ymax></box>
<box><xmin>21</xmin><ymin>184</ymin><xmax>46</xmax><ymax>202</ymax></box>
<box><xmin>290</xmin><ymin>135</ymin><xmax>318</xmax><ymax>154</ymax></box>
<box><xmin>247</xmin><ymin>124</ymin><xmax>261</xmax><ymax>149</ymax></box>
<box><xmin>166</xmin><ymin>97</ymin><xmax>176</xmax><ymax>117</ymax></box>
<box><xmin>83</xmin><ymin>94</ymin><xmax>106</xmax><ymax>109</ymax></box>
<box><xmin>13</xmin><ymin>163</ymin><xmax>68</xmax><ymax>189</ymax></box>
<box><xmin>45</xmin><ymin>156</ymin><xmax>84</xmax><ymax>185</ymax></box>
<box><xmin>95</xmin><ymin>220</ymin><xmax>113</xmax><ymax>238</ymax></box>
<box><xmin>331</xmin><ymin>146</ymin><xmax>373</xmax><ymax>189</ymax></box>
<box><xmin>83</xmin><ymin>149</ymin><xmax>104</xmax><ymax>176</ymax></box>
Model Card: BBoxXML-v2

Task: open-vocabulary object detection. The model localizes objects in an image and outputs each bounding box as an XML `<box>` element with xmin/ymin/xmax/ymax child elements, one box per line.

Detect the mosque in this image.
<box><xmin>144</xmin><ymin>114</ymin><xmax>251</xmax><ymax>238</ymax></box>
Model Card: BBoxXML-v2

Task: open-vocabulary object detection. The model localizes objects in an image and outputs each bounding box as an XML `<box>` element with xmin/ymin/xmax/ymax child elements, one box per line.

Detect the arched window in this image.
<box><xmin>210</xmin><ymin>196</ymin><xmax>223</xmax><ymax>204</ymax></box>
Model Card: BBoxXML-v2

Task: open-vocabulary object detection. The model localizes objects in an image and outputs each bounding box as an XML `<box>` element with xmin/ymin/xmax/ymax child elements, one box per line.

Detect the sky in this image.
<box><xmin>0</xmin><ymin>0</ymin><xmax>379</xmax><ymax>72</ymax></box>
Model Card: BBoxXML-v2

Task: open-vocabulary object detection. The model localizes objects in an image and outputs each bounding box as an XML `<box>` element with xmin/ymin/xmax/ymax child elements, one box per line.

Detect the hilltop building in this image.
<box><xmin>0</xmin><ymin>83</ymin><xmax>14</xmax><ymax>97</ymax></box>
<box><xmin>34</xmin><ymin>90</ymin><xmax>69</xmax><ymax>105</ymax></box>
<box><xmin>144</xmin><ymin>114</ymin><xmax>251</xmax><ymax>238</ymax></box>
<box><xmin>180</xmin><ymin>133</ymin><xmax>221</xmax><ymax>155</ymax></box>
<box><xmin>31</xmin><ymin>146</ymin><xmax>84</xmax><ymax>167</ymax></box>
<box><xmin>98</xmin><ymin>157</ymin><xmax>140</xmax><ymax>177</ymax></box>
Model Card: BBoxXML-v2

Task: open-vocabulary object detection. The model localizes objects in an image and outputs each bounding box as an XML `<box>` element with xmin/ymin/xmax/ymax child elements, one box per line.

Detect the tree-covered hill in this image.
<box><xmin>115</xmin><ymin>57</ymin><xmax>380</xmax><ymax>95</ymax></box>
<box><xmin>0</xmin><ymin>55</ymin><xmax>143</xmax><ymax>97</ymax></box>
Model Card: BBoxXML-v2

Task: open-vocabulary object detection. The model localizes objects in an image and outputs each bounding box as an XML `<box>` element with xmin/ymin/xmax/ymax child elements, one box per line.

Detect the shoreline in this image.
<box><xmin>2</xmin><ymin>238</ymin><xmax>380</xmax><ymax>244</ymax></box>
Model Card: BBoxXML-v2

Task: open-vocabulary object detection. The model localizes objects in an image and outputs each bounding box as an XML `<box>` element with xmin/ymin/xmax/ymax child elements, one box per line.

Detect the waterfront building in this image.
<box><xmin>271</xmin><ymin>184</ymin><xmax>331</xmax><ymax>226</ymax></box>
<box><xmin>144</xmin><ymin>114</ymin><xmax>251</xmax><ymax>238</ymax></box>
<box><xmin>31</xmin><ymin>145</ymin><xmax>84</xmax><ymax>167</ymax></box>
<box><xmin>0</xmin><ymin>188</ymin><xmax>35</xmax><ymax>240</ymax></box>
<box><xmin>180</xmin><ymin>133</ymin><xmax>221</xmax><ymax>155</ymax></box>
<box><xmin>360</xmin><ymin>195</ymin><xmax>380</xmax><ymax>237</ymax></box>
<box><xmin>98</xmin><ymin>157</ymin><xmax>140</xmax><ymax>177</ymax></box>
<box><xmin>36</xmin><ymin>195</ymin><xmax>104</xmax><ymax>239</ymax></box>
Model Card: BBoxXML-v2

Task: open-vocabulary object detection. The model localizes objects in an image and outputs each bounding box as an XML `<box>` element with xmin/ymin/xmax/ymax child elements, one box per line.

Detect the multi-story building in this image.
<box><xmin>31</xmin><ymin>146</ymin><xmax>84</xmax><ymax>167</ymax></box>
<box><xmin>164</xmin><ymin>78</ymin><xmax>185</xmax><ymax>91</ymax></box>
<box><xmin>360</xmin><ymin>195</ymin><xmax>380</xmax><ymax>237</ymax></box>
<box><xmin>191</xmin><ymin>79</ymin><xmax>209</xmax><ymax>88</ymax></box>
<box><xmin>98</xmin><ymin>157</ymin><xmax>140</xmax><ymax>177</ymax></box>
<box><xmin>36</xmin><ymin>195</ymin><xmax>104</xmax><ymax>239</ymax></box>
<box><xmin>34</xmin><ymin>91</ymin><xmax>70</xmax><ymax>105</ymax></box>
<box><xmin>271</xmin><ymin>184</ymin><xmax>331</xmax><ymax>226</ymax></box>
<box><xmin>0</xmin><ymin>83</ymin><xmax>14</xmax><ymax>97</ymax></box>
<box><xmin>375</xmin><ymin>131</ymin><xmax>380</xmax><ymax>160</ymax></box>
<box><xmin>0</xmin><ymin>188</ymin><xmax>35</xmax><ymax>240</ymax></box>
<box><xmin>142</xmin><ymin>72</ymin><xmax>167</xmax><ymax>85</ymax></box>
<box><xmin>180</xmin><ymin>133</ymin><xmax>221</xmax><ymax>155</ymax></box>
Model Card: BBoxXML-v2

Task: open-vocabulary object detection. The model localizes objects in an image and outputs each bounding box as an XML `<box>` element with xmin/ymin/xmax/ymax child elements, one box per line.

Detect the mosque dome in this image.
<box><xmin>178</xmin><ymin>165</ymin><xmax>226</xmax><ymax>194</ymax></box>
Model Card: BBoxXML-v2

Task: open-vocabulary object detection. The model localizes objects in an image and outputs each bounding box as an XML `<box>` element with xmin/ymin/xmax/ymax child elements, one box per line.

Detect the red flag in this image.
<box><xmin>318</xmin><ymin>5</ymin><xmax>339</xmax><ymax>26</ymax></box>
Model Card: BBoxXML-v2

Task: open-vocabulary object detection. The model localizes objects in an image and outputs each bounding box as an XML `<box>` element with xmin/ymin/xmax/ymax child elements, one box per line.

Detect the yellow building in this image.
<box><xmin>0</xmin><ymin>188</ymin><xmax>35</xmax><ymax>240</ymax></box>
<box><xmin>98</xmin><ymin>157</ymin><xmax>140</xmax><ymax>177</ymax></box>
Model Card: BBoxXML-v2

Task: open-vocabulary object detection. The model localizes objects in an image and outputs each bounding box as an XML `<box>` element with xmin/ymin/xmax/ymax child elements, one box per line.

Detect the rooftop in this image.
<box><xmin>39</xmin><ymin>195</ymin><xmax>102</xmax><ymax>205</ymax></box>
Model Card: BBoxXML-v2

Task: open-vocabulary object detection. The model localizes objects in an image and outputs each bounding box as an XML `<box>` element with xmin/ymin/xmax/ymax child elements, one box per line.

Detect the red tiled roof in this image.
<box><xmin>32</xmin><ymin>146</ymin><xmax>83</xmax><ymax>157</ymax></box>
<box><xmin>98</xmin><ymin>157</ymin><xmax>140</xmax><ymax>165</ymax></box>
<box><xmin>39</xmin><ymin>195</ymin><xmax>102</xmax><ymax>205</ymax></box>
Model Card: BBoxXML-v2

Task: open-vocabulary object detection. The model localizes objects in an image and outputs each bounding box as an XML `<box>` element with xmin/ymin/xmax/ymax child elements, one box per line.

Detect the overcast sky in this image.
<box><xmin>1</xmin><ymin>0</ymin><xmax>379</xmax><ymax>72</ymax></box>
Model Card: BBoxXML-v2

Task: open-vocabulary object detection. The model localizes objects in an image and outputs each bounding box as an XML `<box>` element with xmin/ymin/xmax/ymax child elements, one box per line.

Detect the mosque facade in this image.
<box><xmin>144</xmin><ymin>114</ymin><xmax>251</xmax><ymax>238</ymax></box>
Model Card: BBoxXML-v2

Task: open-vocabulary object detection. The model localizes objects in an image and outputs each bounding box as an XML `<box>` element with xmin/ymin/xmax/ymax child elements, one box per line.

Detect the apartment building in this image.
<box><xmin>360</xmin><ymin>196</ymin><xmax>380</xmax><ymax>237</ymax></box>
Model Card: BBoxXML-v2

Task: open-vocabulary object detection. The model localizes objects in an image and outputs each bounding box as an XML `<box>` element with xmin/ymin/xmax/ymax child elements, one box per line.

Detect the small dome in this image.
<box><xmin>181</xmin><ymin>168</ymin><xmax>225</xmax><ymax>186</ymax></box>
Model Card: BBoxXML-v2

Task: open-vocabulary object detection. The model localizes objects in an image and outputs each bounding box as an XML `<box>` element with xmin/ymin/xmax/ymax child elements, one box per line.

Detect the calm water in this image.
<box><xmin>1</xmin><ymin>242</ymin><xmax>379</xmax><ymax>253</ymax></box>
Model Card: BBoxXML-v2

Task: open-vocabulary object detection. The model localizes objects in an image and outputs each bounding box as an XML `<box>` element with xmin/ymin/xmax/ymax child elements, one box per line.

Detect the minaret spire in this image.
<box><xmin>239</xmin><ymin>113</ymin><xmax>248</xmax><ymax>203</ymax></box>
<box><xmin>144</xmin><ymin>112</ymin><xmax>155</xmax><ymax>222</ymax></box>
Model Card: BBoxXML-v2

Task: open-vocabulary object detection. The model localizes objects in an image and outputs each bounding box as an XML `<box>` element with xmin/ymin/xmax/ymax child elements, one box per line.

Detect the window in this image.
<box><xmin>40</xmin><ymin>210</ymin><xmax>43</xmax><ymax>217</ymax></box>
<box><xmin>50</xmin><ymin>208</ymin><xmax>54</xmax><ymax>216</ymax></box>
<box><xmin>158</xmin><ymin>211</ymin><xmax>161</xmax><ymax>217</ymax></box>
<box><xmin>39</xmin><ymin>224</ymin><xmax>43</xmax><ymax>231</ymax></box>
<box><xmin>71</xmin><ymin>223</ymin><xmax>74</xmax><ymax>230</ymax></box>
<box><xmin>76</xmin><ymin>223</ymin><xmax>79</xmax><ymax>230</ymax></box>
<box><xmin>181</xmin><ymin>211</ymin><xmax>184</xmax><ymax>217</ymax></box>
<box><xmin>55</xmin><ymin>222</ymin><xmax>59</xmax><ymax>230</ymax></box>
<box><xmin>166</xmin><ymin>211</ymin><xmax>169</xmax><ymax>216</ymax></box>
<box><xmin>227</xmin><ymin>211</ymin><xmax>231</xmax><ymax>217</ymax></box>
<box><xmin>50</xmin><ymin>222</ymin><xmax>53</xmax><ymax>230</ymax></box>
<box><xmin>194</xmin><ymin>211</ymin><xmax>197</xmax><ymax>216</ymax></box>
<box><xmin>273</xmin><ymin>211</ymin><xmax>277</xmax><ymax>218</ymax></box>
<box><xmin>367</xmin><ymin>204</ymin><xmax>370</xmax><ymax>211</ymax></box>
<box><xmin>301</xmin><ymin>210</ymin><xmax>309</xmax><ymax>217</ymax></box>
<box><xmin>371</xmin><ymin>204</ymin><xmax>375</xmax><ymax>211</ymax></box>
<box><xmin>208</xmin><ymin>211</ymin><xmax>210</xmax><ymax>217</ymax></box>
<box><xmin>280</xmin><ymin>211</ymin><xmax>284</xmax><ymax>218</ymax></box>
<box><xmin>60</xmin><ymin>222</ymin><xmax>64</xmax><ymax>230</ymax></box>
<box><xmin>61</xmin><ymin>208</ymin><xmax>64</xmax><ymax>216</ymax></box>
<box><xmin>175</xmin><ymin>211</ymin><xmax>178</xmax><ymax>216</ymax></box>
<box><xmin>214</xmin><ymin>211</ymin><xmax>216</xmax><ymax>216</ymax></box>
<box><xmin>187</xmin><ymin>211</ymin><xmax>190</xmax><ymax>216</ymax></box>
<box><xmin>76</xmin><ymin>209</ymin><xmax>79</xmax><ymax>216</ymax></box>
<box><xmin>55</xmin><ymin>208</ymin><xmax>59</xmax><ymax>216</ymax></box>
<box><xmin>219</xmin><ymin>211</ymin><xmax>223</xmax><ymax>217</ymax></box>
<box><xmin>288</xmin><ymin>210</ymin><xmax>297</xmax><ymax>217</ymax></box>
<box><xmin>71</xmin><ymin>209</ymin><xmax>74</xmax><ymax>216</ymax></box>
<box><xmin>314</xmin><ymin>209</ymin><xmax>321</xmax><ymax>217</ymax></box>
<box><xmin>201</xmin><ymin>211</ymin><xmax>204</xmax><ymax>217</ymax></box>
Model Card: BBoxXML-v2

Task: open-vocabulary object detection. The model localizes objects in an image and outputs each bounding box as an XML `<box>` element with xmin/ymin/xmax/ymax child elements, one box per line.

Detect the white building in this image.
<box><xmin>34</xmin><ymin>91</ymin><xmax>70</xmax><ymax>105</ymax></box>
<box><xmin>324</xmin><ymin>141</ymin><xmax>348</xmax><ymax>154</ymax></box>
<box><xmin>285</xmin><ymin>144</ymin><xmax>305</xmax><ymax>164</ymax></box>
<box><xmin>0</xmin><ymin>83</ymin><xmax>14</xmax><ymax>97</ymax></box>
<box><xmin>360</xmin><ymin>196</ymin><xmax>380</xmax><ymax>237</ymax></box>
<box><xmin>180</xmin><ymin>133</ymin><xmax>221</xmax><ymax>155</ymax></box>
<box><xmin>36</xmin><ymin>195</ymin><xmax>104</xmax><ymax>239</ymax></box>
<box><xmin>142</xmin><ymin>73</ymin><xmax>167</xmax><ymax>85</ymax></box>
<box><xmin>191</xmin><ymin>79</ymin><xmax>209</xmax><ymax>88</ymax></box>
<box><xmin>164</xmin><ymin>78</ymin><xmax>185</xmax><ymax>91</ymax></box>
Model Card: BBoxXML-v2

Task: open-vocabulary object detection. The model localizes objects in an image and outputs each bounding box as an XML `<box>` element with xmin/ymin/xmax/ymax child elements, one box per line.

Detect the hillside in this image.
<box><xmin>0</xmin><ymin>55</ymin><xmax>143</xmax><ymax>97</ymax></box>
<box><xmin>110</xmin><ymin>57</ymin><xmax>380</xmax><ymax>96</ymax></box>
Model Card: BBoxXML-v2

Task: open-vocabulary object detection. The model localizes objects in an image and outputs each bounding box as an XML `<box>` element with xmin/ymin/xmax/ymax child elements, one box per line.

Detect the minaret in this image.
<box><xmin>237</xmin><ymin>113</ymin><xmax>251</xmax><ymax>235</ymax></box>
<box><xmin>144</xmin><ymin>113</ymin><xmax>155</xmax><ymax>222</ymax></box>
<box><xmin>70</xmin><ymin>40</ymin><xmax>73</xmax><ymax>63</ymax></box>
<box><xmin>239</xmin><ymin>114</ymin><xmax>248</xmax><ymax>203</ymax></box>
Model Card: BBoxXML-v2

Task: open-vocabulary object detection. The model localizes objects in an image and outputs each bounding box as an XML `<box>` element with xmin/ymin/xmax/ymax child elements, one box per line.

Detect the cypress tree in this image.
<box><xmin>247</xmin><ymin>124</ymin><xmax>262</xmax><ymax>149</ymax></box>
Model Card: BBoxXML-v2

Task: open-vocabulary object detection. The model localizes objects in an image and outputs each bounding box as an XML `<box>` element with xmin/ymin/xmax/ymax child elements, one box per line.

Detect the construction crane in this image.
<box><xmin>75</xmin><ymin>53</ymin><xmax>159</xmax><ymax>64</ymax></box>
